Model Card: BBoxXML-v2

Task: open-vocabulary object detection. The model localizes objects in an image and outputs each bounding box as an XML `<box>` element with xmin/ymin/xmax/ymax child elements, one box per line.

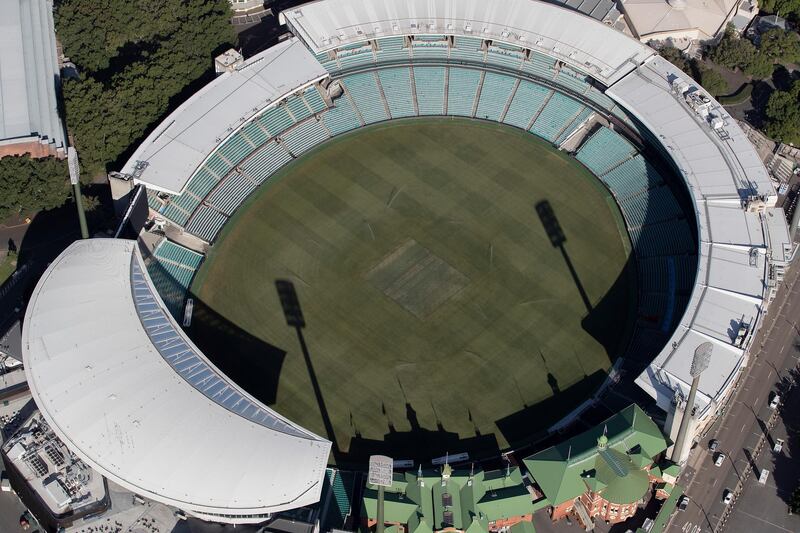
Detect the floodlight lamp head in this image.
<box><xmin>690</xmin><ymin>342</ymin><xmax>713</xmax><ymax>377</ymax></box>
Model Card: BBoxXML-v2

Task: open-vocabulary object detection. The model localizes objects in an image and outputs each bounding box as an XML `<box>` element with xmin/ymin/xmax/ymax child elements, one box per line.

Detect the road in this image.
<box><xmin>670</xmin><ymin>264</ymin><xmax>800</xmax><ymax>533</ymax></box>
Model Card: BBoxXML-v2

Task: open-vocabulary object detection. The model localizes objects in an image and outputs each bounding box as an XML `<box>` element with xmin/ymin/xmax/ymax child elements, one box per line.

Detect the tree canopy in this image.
<box><xmin>759</xmin><ymin>28</ymin><xmax>800</xmax><ymax>63</ymax></box>
<box><xmin>0</xmin><ymin>156</ymin><xmax>71</xmax><ymax>220</ymax></box>
<box><xmin>57</xmin><ymin>0</ymin><xmax>235</xmax><ymax>177</ymax></box>
<box><xmin>699</xmin><ymin>68</ymin><xmax>729</xmax><ymax>96</ymax></box>
<box><xmin>765</xmin><ymin>80</ymin><xmax>800</xmax><ymax>144</ymax></box>
<box><xmin>709</xmin><ymin>26</ymin><xmax>777</xmax><ymax>80</ymax></box>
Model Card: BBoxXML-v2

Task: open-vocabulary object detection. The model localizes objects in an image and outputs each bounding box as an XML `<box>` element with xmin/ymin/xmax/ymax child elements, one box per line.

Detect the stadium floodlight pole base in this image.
<box><xmin>377</xmin><ymin>485</ymin><xmax>385</xmax><ymax>533</ymax></box>
<box><xmin>73</xmin><ymin>182</ymin><xmax>90</xmax><ymax>239</ymax></box>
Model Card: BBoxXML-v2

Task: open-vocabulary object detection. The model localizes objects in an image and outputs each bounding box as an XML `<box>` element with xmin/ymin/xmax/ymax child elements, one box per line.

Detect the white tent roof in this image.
<box><xmin>608</xmin><ymin>56</ymin><xmax>791</xmax><ymax>416</ymax></box>
<box><xmin>622</xmin><ymin>0</ymin><xmax>739</xmax><ymax>41</ymax></box>
<box><xmin>280</xmin><ymin>0</ymin><xmax>654</xmax><ymax>85</ymax></box>
<box><xmin>22</xmin><ymin>239</ymin><xmax>331</xmax><ymax>516</ymax></box>
<box><xmin>123</xmin><ymin>38</ymin><xmax>328</xmax><ymax>194</ymax></box>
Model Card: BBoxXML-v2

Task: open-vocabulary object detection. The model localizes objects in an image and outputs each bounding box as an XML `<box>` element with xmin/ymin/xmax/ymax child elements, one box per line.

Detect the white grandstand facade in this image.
<box><xmin>23</xmin><ymin>0</ymin><xmax>794</xmax><ymax>525</ymax></box>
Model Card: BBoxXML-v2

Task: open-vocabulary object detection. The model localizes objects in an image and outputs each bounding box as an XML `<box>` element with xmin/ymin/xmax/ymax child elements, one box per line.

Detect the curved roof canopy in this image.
<box><xmin>23</xmin><ymin>239</ymin><xmax>331</xmax><ymax>516</ymax></box>
<box><xmin>280</xmin><ymin>0</ymin><xmax>654</xmax><ymax>85</ymax></box>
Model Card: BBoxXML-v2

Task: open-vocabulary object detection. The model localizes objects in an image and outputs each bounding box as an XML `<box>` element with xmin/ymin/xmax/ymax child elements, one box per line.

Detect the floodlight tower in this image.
<box><xmin>368</xmin><ymin>455</ymin><xmax>393</xmax><ymax>533</ymax></box>
<box><xmin>671</xmin><ymin>342</ymin><xmax>712</xmax><ymax>463</ymax></box>
<box><xmin>67</xmin><ymin>147</ymin><xmax>89</xmax><ymax>239</ymax></box>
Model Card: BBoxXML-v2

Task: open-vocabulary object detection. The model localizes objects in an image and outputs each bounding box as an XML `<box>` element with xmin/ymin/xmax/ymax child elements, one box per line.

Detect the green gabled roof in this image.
<box><xmin>476</xmin><ymin>485</ymin><xmax>534</xmax><ymax>521</ymax></box>
<box><xmin>483</xmin><ymin>468</ymin><xmax>524</xmax><ymax>490</ymax></box>
<box><xmin>362</xmin><ymin>489</ymin><xmax>419</xmax><ymax>524</ymax></box>
<box><xmin>593</xmin><ymin>449</ymin><xmax>649</xmax><ymax>505</ymax></box>
<box><xmin>583</xmin><ymin>475</ymin><xmax>606</xmax><ymax>493</ymax></box>
<box><xmin>408</xmin><ymin>513</ymin><xmax>433</xmax><ymax>533</ymax></box>
<box><xmin>432</xmin><ymin>478</ymin><xmax>465</xmax><ymax>529</ymax></box>
<box><xmin>465</xmin><ymin>517</ymin><xmax>489</xmax><ymax>533</ymax></box>
<box><xmin>385</xmin><ymin>526</ymin><xmax>401</xmax><ymax>533</ymax></box>
<box><xmin>510</xmin><ymin>520</ymin><xmax>536</xmax><ymax>533</ymax></box>
<box><xmin>405</xmin><ymin>476</ymin><xmax>434</xmax><ymax>524</ymax></box>
<box><xmin>524</xmin><ymin>404</ymin><xmax>668</xmax><ymax>506</ymax></box>
<box><xmin>629</xmin><ymin>453</ymin><xmax>652</xmax><ymax>469</ymax></box>
<box><xmin>619</xmin><ymin>404</ymin><xmax>670</xmax><ymax>458</ymax></box>
<box><xmin>660</xmin><ymin>463</ymin><xmax>681</xmax><ymax>477</ymax></box>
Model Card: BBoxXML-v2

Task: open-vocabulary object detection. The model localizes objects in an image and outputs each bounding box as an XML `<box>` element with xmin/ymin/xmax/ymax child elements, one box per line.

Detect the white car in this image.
<box><xmin>714</xmin><ymin>452</ymin><xmax>726</xmax><ymax>466</ymax></box>
<box><xmin>769</xmin><ymin>393</ymin><xmax>780</xmax><ymax>409</ymax></box>
<box><xmin>722</xmin><ymin>489</ymin><xmax>733</xmax><ymax>505</ymax></box>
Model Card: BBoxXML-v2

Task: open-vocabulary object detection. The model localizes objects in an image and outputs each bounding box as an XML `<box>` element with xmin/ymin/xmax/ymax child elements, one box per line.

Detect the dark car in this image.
<box><xmin>709</xmin><ymin>439</ymin><xmax>719</xmax><ymax>452</ymax></box>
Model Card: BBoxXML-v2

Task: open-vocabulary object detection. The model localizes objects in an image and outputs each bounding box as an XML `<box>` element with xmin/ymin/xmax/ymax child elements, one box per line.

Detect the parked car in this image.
<box><xmin>677</xmin><ymin>495</ymin><xmax>690</xmax><ymax>511</ymax></box>
<box><xmin>774</xmin><ymin>438</ymin><xmax>784</xmax><ymax>453</ymax></box>
<box><xmin>770</xmin><ymin>393</ymin><xmax>780</xmax><ymax>409</ymax></box>
<box><xmin>722</xmin><ymin>489</ymin><xmax>734</xmax><ymax>505</ymax></box>
<box><xmin>709</xmin><ymin>439</ymin><xmax>720</xmax><ymax>452</ymax></box>
<box><xmin>714</xmin><ymin>452</ymin><xmax>727</xmax><ymax>466</ymax></box>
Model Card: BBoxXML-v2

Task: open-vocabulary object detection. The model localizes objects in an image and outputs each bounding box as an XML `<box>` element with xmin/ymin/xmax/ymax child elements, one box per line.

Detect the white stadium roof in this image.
<box><xmin>608</xmin><ymin>56</ymin><xmax>792</xmax><ymax>415</ymax></box>
<box><xmin>279</xmin><ymin>0</ymin><xmax>654</xmax><ymax>86</ymax></box>
<box><xmin>0</xmin><ymin>0</ymin><xmax>65</xmax><ymax>152</ymax></box>
<box><xmin>122</xmin><ymin>38</ymin><xmax>327</xmax><ymax>195</ymax></box>
<box><xmin>23</xmin><ymin>239</ymin><xmax>331</xmax><ymax>517</ymax></box>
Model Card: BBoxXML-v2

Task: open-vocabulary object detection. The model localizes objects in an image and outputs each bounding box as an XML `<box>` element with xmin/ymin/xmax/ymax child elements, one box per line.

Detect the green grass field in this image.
<box><xmin>190</xmin><ymin>118</ymin><xmax>636</xmax><ymax>461</ymax></box>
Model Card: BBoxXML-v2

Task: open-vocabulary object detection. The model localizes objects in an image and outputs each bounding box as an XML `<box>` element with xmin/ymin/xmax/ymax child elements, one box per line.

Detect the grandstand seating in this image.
<box><xmin>337</xmin><ymin>44</ymin><xmax>375</xmax><ymax>70</ymax></box>
<box><xmin>186</xmin><ymin>206</ymin><xmax>228</xmax><ymax>243</ymax></box>
<box><xmin>521</xmin><ymin>52</ymin><xmax>557</xmax><ymax>79</ymax></box>
<box><xmin>487</xmin><ymin>44</ymin><xmax>526</xmax><ymax>70</ymax></box>
<box><xmin>411</xmin><ymin>36</ymin><xmax>449</xmax><ymax>59</ymax></box>
<box><xmin>555</xmin><ymin>107</ymin><xmax>593</xmax><ymax>145</ymax></box>
<box><xmin>576</xmin><ymin>127</ymin><xmax>637</xmax><ymax>176</ymax></box>
<box><xmin>413</xmin><ymin>66</ymin><xmax>446</xmax><ymax>115</ymax></box>
<box><xmin>258</xmin><ymin>105</ymin><xmax>295</xmax><ymax>137</ymax></box>
<box><xmin>343</xmin><ymin>72</ymin><xmax>389</xmax><ymax>124</ymax></box>
<box><xmin>530</xmin><ymin>92</ymin><xmax>585</xmax><ymax>143</ymax></box>
<box><xmin>147</xmin><ymin>240</ymin><xmax>203</xmax><ymax>318</ymax></box>
<box><xmin>321</xmin><ymin>469</ymin><xmax>353</xmax><ymax>531</ymax></box>
<box><xmin>502</xmin><ymin>81</ymin><xmax>550</xmax><ymax>130</ymax></box>
<box><xmin>208</xmin><ymin>172</ymin><xmax>257</xmax><ymax>216</ymax></box>
<box><xmin>322</xmin><ymin>95</ymin><xmax>362</xmax><ymax>135</ymax></box>
<box><xmin>282</xmin><ymin>118</ymin><xmax>330</xmax><ymax>156</ymax></box>
<box><xmin>475</xmin><ymin>72</ymin><xmax>516</xmax><ymax>122</ymax></box>
<box><xmin>374</xmin><ymin>36</ymin><xmax>409</xmax><ymax>63</ymax></box>
<box><xmin>304</xmin><ymin>86</ymin><xmax>327</xmax><ymax>113</ymax></box>
<box><xmin>446</xmin><ymin>67</ymin><xmax>481</xmax><ymax>116</ymax></box>
<box><xmin>242</xmin><ymin>141</ymin><xmax>293</xmax><ymax>184</ymax></box>
<box><xmin>378</xmin><ymin>68</ymin><xmax>416</xmax><ymax>118</ymax></box>
<box><xmin>450</xmin><ymin>36</ymin><xmax>485</xmax><ymax>62</ymax></box>
<box><xmin>286</xmin><ymin>94</ymin><xmax>313</xmax><ymax>122</ymax></box>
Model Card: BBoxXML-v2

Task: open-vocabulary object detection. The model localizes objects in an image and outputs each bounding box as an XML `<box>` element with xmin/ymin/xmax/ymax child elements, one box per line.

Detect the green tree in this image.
<box><xmin>759</xmin><ymin>28</ymin><xmax>800</xmax><ymax>63</ymax></box>
<box><xmin>759</xmin><ymin>0</ymin><xmax>800</xmax><ymax>19</ymax></box>
<box><xmin>699</xmin><ymin>68</ymin><xmax>729</xmax><ymax>96</ymax></box>
<box><xmin>57</xmin><ymin>0</ymin><xmax>235</xmax><ymax>176</ymax></box>
<box><xmin>659</xmin><ymin>46</ymin><xmax>691</xmax><ymax>73</ymax></box>
<box><xmin>743</xmin><ymin>51</ymin><xmax>776</xmax><ymax>78</ymax></box>
<box><xmin>0</xmin><ymin>156</ymin><xmax>70</xmax><ymax>220</ymax></box>
<box><xmin>711</xmin><ymin>27</ymin><xmax>757</xmax><ymax>70</ymax></box>
<box><xmin>765</xmin><ymin>81</ymin><xmax>800</xmax><ymax>143</ymax></box>
<box><xmin>791</xmin><ymin>484</ymin><xmax>800</xmax><ymax>514</ymax></box>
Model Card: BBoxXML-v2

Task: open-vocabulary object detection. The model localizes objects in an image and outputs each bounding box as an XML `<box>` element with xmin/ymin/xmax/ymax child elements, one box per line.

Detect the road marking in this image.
<box><xmin>735</xmin><ymin>509</ymin><xmax>796</xmax><ymax>532</ymax></box>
